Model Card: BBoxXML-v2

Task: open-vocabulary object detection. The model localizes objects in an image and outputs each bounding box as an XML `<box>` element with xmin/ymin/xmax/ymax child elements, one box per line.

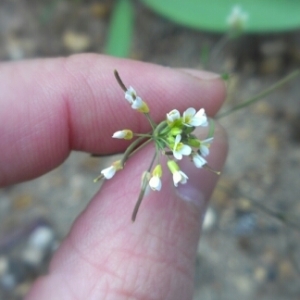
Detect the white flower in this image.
<box><xmin>125</xmin><ymin>86</ymin><xmax>137</xmax><ymax>104</ymax></box>
<box><xmin>183</xmin><ymin>108</ymin><xmax>208</xmax><ymax>127</ymax></box>
<box><xmin>173</xmin><ymin>134</ymin><xmax>192</xmax><ymax>160</ymax></box>
<box><xmin>112</xmin><ymin>129</ymin><xmax>133</xmax><ymax>140</ymax></box>
<box><xmin>100</xmin><ymin>160</ymin><xmax>122</xmax><ymax>179</ymax></box>
<box><xmin>200</xmin><ymin>137</ymin><xmax>213</xmax><ymax>157</ymax></box>
<box><xmin>149</xmin><ymin>176</ymin><xmax>162</xmax><ymax>191</ymax></box>
<box><xmin>124</xmin><ymin>86</ymin><xmax>149</xmax><ymax>113</ymax></box>
<box><xmin>149</xmin><ymin>164</ymin><xmax>162</xmax><ymax>191</ymax></box>
<box><xmin>101</xmin><ymin>166</ymin><xmax>116</xmax><ymax>179</ymax></box>
<box><xmin>173</xmin><ymin>170</ymin><xmax>188</xmax><ymax>187</ymax></box>
<box><xmin>131</xmin><ymin>97</ymin><xmax>143</xmax><ymax>109</ymax></box>
<box><xmin>131</xmin><ymin>97</ymin><xmax>149</xmax><ymax>113</ymax></box>
<box><xmin>226</xmin><ymin>5</ymin><xmax>248</xmax><ymax>30</ymax></box>
<box><xmin>166</xmin><ymin>109</ymin><xmax>180</xmax><ymax>123</ymax></box>
<box><xmin>192</xmin><ymin>152</ymin><xmax>207</xmax><ymax>168</ymax></box>
<box><xmin>167</xmin><ymin>160</ymin><xmax>188</xmax><ymax>186</ymax></box>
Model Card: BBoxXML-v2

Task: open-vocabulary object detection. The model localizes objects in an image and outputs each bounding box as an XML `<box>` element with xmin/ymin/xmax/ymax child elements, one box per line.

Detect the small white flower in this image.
<box><xmin>192</xmin><ymin>152</ymin><xmax>207</xmax><ymax>168</ymax></box>
<box><xmin>101</xmin><ymin>166</ymin><xmax>116</xmax><ymax>179</ymax></box>
<box><xmin>100</xmin><ymin>160</ymin><xmax>122</xmax><ymax>179</ymax></box>
<box><xmin>183</xmin><ymin>107</ymin><xmax>208</xmax><ymax>127</ymax></box>
<box><xmin>173</xmin><ymin>134</ymin><xmax>192</xmax><ymax>160</ymax></box>
<box><xmin>112</xmin><ymin>129</ymin><xmax>133</xmax><ymax>140</ymax></box>
<box><xmin>149</xmin><ymin>164</ymin><xmax>162</xmax><ymax>191</ymax></box>
<box><xmin>131</xmin><ymin>97</ymin><xmax>149</xmax><ymax>113</ymax></box>
<box><xmin>200</xmin><ymin>137</ymin><xmax>213</xmax><ymax>157</ymax></box>
<box><xmin>173</xmin><ymin>170</ymin><xmax>188</xmax><ymax>187</ymax></box>
<box><xmin>166</xmin><ymin>109</ymin><xmax>180</xmax><ymax>123</ymax></box>
<box><xmin>226</xmin><ymin>5</ymin><xmax>248</xmax><ymax>30</ymax></box>
<box><xmin>149</xmin><ymin>176</ymin><xmax>162</xmax><ymax>191</ymax></box>
<box><xmin>131</xmin><ymin>97</ymin><xmax>143</xmax><ymax>109</ymax></box>
<box><xmin>125</xmin><ymin>86</ymin><xmax>137</xmax><ymax>104</ymax></box>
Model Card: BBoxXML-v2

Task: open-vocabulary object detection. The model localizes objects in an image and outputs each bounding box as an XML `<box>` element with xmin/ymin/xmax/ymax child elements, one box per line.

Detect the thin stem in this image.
<box><xmin>153</xmin><ymin>120</ymin><xmax>168</xmax><ymax>137</ymax></box>
<box><xmin>208</xmin><ymin>34</ymin><xmax>231</xmax><ymax>69</ymax></box>
<box><xmin>144</xmin><ymin>113</ymin><xmax>157</xmax><ymax>130</ymax></box>
<box><xmin>134</xmin><ymin>133</ymin><xmax>153</xmax><ymax>138</ymax></box>
<box><xmin>121</xmin><ymin>136</ymin><xmax>147</xmax><ymax>166</ymax></box>
<box><xmin>207</xmin><ymin>118</ymin><xmax>215</xmax><ymax>139</ymax></box>
<box><xmin>132</xmin><ymin>151</ymin><xmax>157</xmax><ymax>222</ymax></box>
<box><xmin>217</xmin><ymin>69</ymin><xmax>300</xmax><ymax>119</ymax></box>
<box><xmin>114</xmin><ymin>70</ymin><xmax>127</xmax><ymax>92</ymax></box>
<box><xmin>127</xmin><ymin>138</ymin><xmax>153</xmax><ymax>158</ymax></box>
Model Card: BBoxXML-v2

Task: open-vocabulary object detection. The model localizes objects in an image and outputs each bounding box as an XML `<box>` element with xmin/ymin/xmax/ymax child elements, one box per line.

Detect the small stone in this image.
<box><xmin>202</xmin><ymin>207</ymin><xmax>216</xmax><ymax>231</ymax></box>
<box><xmin>27</xmin><ymin>226</ymin><xmax>55</xmax><ymax>250</ymax></box>
<box><xmin>237</xmin><ymin>198</ymin><xmax>252</xmax><ymax>211</ymax></box>
<box><xmin>260</xmin><ymin>56</ymin><xmax>283</xmax><ymax>74</ymax></box>
<box><xmin>254</xmin><ymin>266</ymin><xmax>267</xmax><ymax>283</ymax></box>
<box><xmin>63</xmin><ymin>30</ymin><xmax>91</xmax><ymax>52</ymax></box>
<box><xmin>90</xmin><ymin>3</ymin><xmax>110</xmax><ymax>18</ymax></box>
<box><xmin>22</xmin><ymin>226</ymin><xmax>55</xmax><ymax>267</ymax></box>
<box><xmin>13</xmin><ymin>193</ymin><xmax>33</xmax><ymax>210</ymax></box>
<box><xmin>279</xmin><ymin>260</ymin><xmax>294</xmax><ymax>280</ymax></box>
<box><xmin>15</xmin><ymin>281</ymin><xmax>32</xmax><ymax>298</ymax></box>
<box><xmin>22</xmin><ymin>247</ymin><xmax>44</xmax><ymax>267</ymax></box>
<box><xmin>266</xmin><ymin>134</ymin><xmax>281</xmax><ymax>150</ymax></box>
<box><xmin>0</xmin><ymin>273</ymin><xmax>16</xmax><ymax>290</ymax></box>
<box><xmin>0</xmin><ymin>256</ymin><xmax>9</xmax><ymax>276</ymax></box>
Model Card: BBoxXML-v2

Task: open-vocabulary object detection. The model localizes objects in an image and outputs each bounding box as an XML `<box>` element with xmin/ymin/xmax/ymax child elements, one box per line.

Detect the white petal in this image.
<box><xmin>112</xmin><ymin>131</ymin><xmax>125</xmax><ymax>139</ymax></box>
<box><xmin>183</xmin><ymin>107</ymin><xmax>196</xmax><ymax>118</ymax></box>
<box><xmin>131</xmin><ymin>97</ymin><xmax>143</xmax><ymax>109</ymax></box>
<box><xmin>174</xmin><ymin>134</ymin><xmax>181</xmax><ymax>145</ymax></box>
<box><xmin>190</xmin><ymin>109</ymin><xmax>208</xmax><ymax>127</ymax></box>
<box><xmin>200</xmin><ymin>145</ymin><xmax>209</xmax><ymax>157</ymax></box>
<box><xmin>193</xmin><ymin>153</ymin><xmax>207</xmax><ymax>168</ymax></box>
<box><xmin>166</xmin><ymin>109</ymin><xmax>180</xmax><ymax>122</ymax></box>
<box><xmin>149</xmin><ymin>176</ymin><xmax>162</xmax><ymax>191</ymax></box>
<box><xmin>101</xmin><ymin>166</ymin><xmax>116</xmax><ymax>179</ymax></box>
<box><xmin>173</xmin><ymin>151</ymin><xmax>183</xmax><ymax>160</ymax></box>
<box><xmin>173</xmin><ymin>171</ymin><xmax>188</xmax><ymax>186</ymax></box>
<box><xmin>180</xmin><ymin>145</ymin><xmax>192</xmax><ymax>156</ymax></box>
<box><xmin>125</xmin><ymin>86</ymin><xmax>136</xmax><ymax>104</ymax></box>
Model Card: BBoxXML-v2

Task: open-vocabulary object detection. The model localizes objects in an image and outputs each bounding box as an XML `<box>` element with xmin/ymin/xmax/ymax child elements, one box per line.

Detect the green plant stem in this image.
<box><xmin>217</xmin><ymin>69</ymin><xmax>300</xmax><ymax>119</ymax></box>
<box><xmin>153</xmin><ymin>120</ymin><xmax>168</xmax><ymax>136</ymax></box>
<box><xmin>132</xmin><ymin>151</ymin><xmax>157</xmax><ymax>222</ymax></box>
<box><xmin>134</xmin><ymin>133</ymin><xmax>152</xmax><ymax>138</ymax></box>
<box><xmin>127</xmin><ymin>138</ymin><xmax>153</xmax><ymax>158</ymax></box>
<box><xmin>145</xmin><ymin>113</ymin><xmax>156</xmax><ymax>130</ymax></box>
<box><xmin>121</xmin><ymin>136</ymin><xmax>147</xmax><ymax>166</ymax></box>
<box><xmin>207</xmin><ymin>118</ymin><xmax>215</xmax><ymax>139</ymax></box>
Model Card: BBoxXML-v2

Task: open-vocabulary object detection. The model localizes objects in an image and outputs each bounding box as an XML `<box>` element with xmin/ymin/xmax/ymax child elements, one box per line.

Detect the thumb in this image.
<box><xmin>27</xmin><ymin>123</ymin><xmax>227</xmax><ymax>300</ymax></box>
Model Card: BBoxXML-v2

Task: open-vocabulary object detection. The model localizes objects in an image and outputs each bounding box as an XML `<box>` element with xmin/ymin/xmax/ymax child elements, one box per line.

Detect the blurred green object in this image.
<box><xmin>105</xmin><ymin>0</ymin><xmax>134</xmax><ymax>57</ymax></box>
<box><xmin>140</xmin><ymin>0</ymin><xmax>300</xmax><ymax>33</ymax></box>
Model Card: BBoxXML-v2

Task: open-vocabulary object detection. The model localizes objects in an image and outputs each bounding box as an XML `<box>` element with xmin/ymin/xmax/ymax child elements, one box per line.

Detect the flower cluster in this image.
<box><xmin>226</xmin><ymin>5</ymin><xmax>248</xmax><ymax>34</ymax></box>
<box><xmin>94</xmin><ymin>70</ymin><xmax>218</xmax><ymax>221</ymax></box>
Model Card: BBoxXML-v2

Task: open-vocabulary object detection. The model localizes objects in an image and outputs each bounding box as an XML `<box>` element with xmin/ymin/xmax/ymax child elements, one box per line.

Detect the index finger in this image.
<box><xmin>0</xmin><ymin>54</ymin><xmax>225</xmax><ymax>186</ymax></box>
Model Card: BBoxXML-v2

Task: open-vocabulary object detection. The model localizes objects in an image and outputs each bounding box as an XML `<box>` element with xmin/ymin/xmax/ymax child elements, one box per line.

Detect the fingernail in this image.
<box><xmin>179</xmin><ymin>69</ymin><xmax>221</xmax><ymax>80</ymax></box>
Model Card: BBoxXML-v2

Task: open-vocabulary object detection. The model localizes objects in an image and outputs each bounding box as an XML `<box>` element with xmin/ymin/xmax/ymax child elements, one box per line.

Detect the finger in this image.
<box><xmin>0</xmin><ymin>54</ymin><xmax>225</xmax><ymax>186</ymax></box>
<box><xmin>26</xmin><ymin>123</ymin><xmax>228</xmax><ymax>300</ymax></box>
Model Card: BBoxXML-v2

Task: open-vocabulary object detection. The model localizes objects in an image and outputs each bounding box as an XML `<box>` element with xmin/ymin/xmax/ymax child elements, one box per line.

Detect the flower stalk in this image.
<box><xmin>95</xmin><ymin>70</ymin><xmax>219</xmax><ymax>221</ymax></box>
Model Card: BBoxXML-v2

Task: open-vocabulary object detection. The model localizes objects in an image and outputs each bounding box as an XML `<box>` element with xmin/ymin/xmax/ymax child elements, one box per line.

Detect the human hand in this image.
<box><xmin>0</xmin><ymin>54</ymin><xmax>227</xmax><ymax>300</ymax></box>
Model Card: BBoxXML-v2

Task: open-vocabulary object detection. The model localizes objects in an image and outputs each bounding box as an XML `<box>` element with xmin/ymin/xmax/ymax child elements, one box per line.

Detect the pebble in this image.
<box><xmin>62</xmin><ymin>30</ymin><xmax>91</xmax><ymax>52</ymax></box>
<box><xmin>233</xmin><ymin>212</ymin><xmax>257</xmax><ymax>236</ymax></box>
<box><xmin>21</xmin><ymin>226</ymin><xmax>55</xmax><ymax>267</ymax></box>
<box><xmin>202</xmin><ymin>207</ymin><xmax>217</xmax><ymax>231</ymax></box>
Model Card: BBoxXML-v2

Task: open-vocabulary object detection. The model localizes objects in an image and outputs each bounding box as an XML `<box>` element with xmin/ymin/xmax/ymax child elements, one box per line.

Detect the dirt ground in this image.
<box><xmin>0</xmin><ymin>1</ymin><xmax>300</xmax><ymax>299</ymax></box>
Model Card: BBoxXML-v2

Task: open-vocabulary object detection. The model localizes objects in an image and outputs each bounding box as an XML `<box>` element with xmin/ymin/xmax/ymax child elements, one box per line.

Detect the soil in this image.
<box><xmin>0</xmin><ymin>1</ymin><xmax>300</xmax><ymax>299</ymax></box>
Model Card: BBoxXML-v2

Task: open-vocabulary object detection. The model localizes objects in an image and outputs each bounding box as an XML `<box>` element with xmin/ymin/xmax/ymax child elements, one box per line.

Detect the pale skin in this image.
<box><xmin>0</xmin><ymin>54</ymin><xmax>228</xmax><ymax>300</ymax></box>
